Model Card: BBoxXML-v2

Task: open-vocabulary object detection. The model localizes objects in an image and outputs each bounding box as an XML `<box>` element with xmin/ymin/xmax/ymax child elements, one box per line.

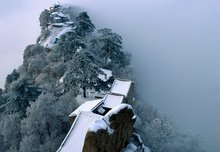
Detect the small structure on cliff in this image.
<box><xmin>83</xmin><ymin>104</ymin><xmax>136</xmax><ymax>152</ymax></box>
<box><xmin>57</xmin><ymin>79</ymin><xmax>149</xmax><ymax>152</ymax></box>
<box><xmin>110</xmin><ymin>79</ymin><xmax>135</xmax><ymax>103</ymax></box>
<box><xmin>58</xmin><ymin>104</ymin><xmax>136</xmax><ymax>152</ymax></box>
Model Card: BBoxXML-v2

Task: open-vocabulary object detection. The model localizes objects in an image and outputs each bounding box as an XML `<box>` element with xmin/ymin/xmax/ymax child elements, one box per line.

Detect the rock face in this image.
<box><xmin>83</xmin><ymin>104</ymin><xmax>136</xmax><ymax>152</ymax></box>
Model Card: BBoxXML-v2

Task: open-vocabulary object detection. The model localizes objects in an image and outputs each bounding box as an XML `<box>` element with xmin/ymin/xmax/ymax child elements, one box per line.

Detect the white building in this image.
<box><xmin>58</xmin><ymin>78</ymin><xmax>137</xmax><ymax>152</ymax></box>
<box><xmin>110</xmin><ymin>79</ymin><xmax>135</xmax><ymax>103</ymax></box>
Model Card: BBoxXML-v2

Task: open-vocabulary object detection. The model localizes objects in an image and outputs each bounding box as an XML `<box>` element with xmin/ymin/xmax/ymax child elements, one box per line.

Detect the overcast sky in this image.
<box><xmin>1</xmin><ymin>0</ymin><xmax>220</xmax><ymax>151</ymax></box>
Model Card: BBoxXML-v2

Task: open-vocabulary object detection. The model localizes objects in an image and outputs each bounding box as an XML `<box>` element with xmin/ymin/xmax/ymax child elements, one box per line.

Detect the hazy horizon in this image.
<box><xmin>1</xmin><ymin>0</ymin><xmax>220</xmax><ymax>151</ymax></box>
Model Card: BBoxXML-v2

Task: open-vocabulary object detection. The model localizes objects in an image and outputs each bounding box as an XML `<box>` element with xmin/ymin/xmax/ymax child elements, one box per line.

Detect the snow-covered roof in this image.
<box><xmin>69</xmin><ymin>99</ymin><xmax>103</xmax><ymax>117</ymax></box>
<box><xmin>51</xmin><ymin>12</ymin><xmax>65</xmax><ymax>18</ymax></box>
<box><xmin>98</xmin><ymin>68</ymin><xmax>112</xmax><ymax>82</ymax></box>
<box><xmin>57</xmin><ymin>111</ymin><xmax>101</xmax><ymax>152</ymax></box>
<box><xmin>57</xmin><ymin>13</ymin><xmax>65</xmax><ymax>17</ymax></box>
<box><xmin>110</xmin><ymin>79</ymin><xmax>133</xmax><ymax>97</ymax></box>
<box><xmin>65</xmin><ymin>21</ymin><xmax>74</xmax><ymax>25</ymax></box>
<box><xmin>54</xmin><ymin>17</ymin><xmax>62</xmax><ymax>20</ymax></box>
<box><xmin>52</xmin><ymin>23</ymin><xmax>65</xmax><ymax>27</ymax></box>
<box><xmin>51</xmin><ymin>12</ymin><xmax>59</xmax><ymax>15</ymax></box>
<box><xmin>102</xmin><ymin>94</ymin><xmax>124</xmax><ymax>109</ymax></box>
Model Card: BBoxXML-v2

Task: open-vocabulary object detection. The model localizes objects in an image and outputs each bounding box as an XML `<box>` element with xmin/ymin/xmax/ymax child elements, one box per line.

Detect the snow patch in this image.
<box><xmin>76</xmin><ymin>46</ymin><xmax>82</xmax><ymax>53</ymax></box>
<box><xmin>59</xmin><ymin>76</ymin><xmax>64</xmax><ymax>84</ymax></box>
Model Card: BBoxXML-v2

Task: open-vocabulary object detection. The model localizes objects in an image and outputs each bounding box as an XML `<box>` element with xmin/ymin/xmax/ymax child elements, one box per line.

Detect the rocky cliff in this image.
<box><xmin>83</xmin><ymin>104</ymin><xmax>135</xmax><ymax>152</ymax></box>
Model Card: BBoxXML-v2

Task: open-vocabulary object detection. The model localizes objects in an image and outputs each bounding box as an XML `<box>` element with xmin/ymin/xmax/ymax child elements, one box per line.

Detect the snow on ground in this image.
<box><xmin>76</xmin><ymin>46</ymin><xmax>83</xmax><ymax>53</ymax></box>
<box><xmin>57</xmin><ymin>111</ymin><xmax>101</xmax><ymax>152</ymax></box>
<box><xmin>59</xmin><ymin>76</ymin><xmax>64</xmax><ymax>84</ymax></box>
<box><xmin>110</xmin><ymin>79</ymin><xmax>132</xmax><ymax>97</ymax></box>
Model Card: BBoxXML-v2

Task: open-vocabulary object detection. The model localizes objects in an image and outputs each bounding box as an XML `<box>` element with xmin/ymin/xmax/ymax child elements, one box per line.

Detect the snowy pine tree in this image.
<box><xmin>76</xmin><ymin>12</ymin><xmax>95</xmax><ymax>37</ymax></box>
<box><xmin>39</xmin><ymin>9</ymin><xmax>51</xmax><ymax>29</ymax></box>
<box><xmin>97</xmin><ymin>28</ymin><xmax>129</xmax><ymax>67</ymax></box>
<box><xmin>64</xmin><ymin>50</ymin><xmax>102</xmax><ymax>97</ymax></box>
<box><xmin>57</xmin><ymin>31</ymin><xmax>85</xmax><ymax>62</ymax></box>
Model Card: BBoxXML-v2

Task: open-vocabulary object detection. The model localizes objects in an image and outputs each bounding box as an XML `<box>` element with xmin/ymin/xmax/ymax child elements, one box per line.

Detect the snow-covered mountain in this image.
<box><xmin>0</xmin><ymin>3</ymin><xmax>205</xmax><ymax>152</ymax></box>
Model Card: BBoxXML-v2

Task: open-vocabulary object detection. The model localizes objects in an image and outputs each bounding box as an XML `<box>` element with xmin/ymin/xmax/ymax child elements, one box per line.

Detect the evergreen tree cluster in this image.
<box><xmin>0</xmin><ymin>6</ymin><xmax>131</xmax><ymax>152</ymax></box>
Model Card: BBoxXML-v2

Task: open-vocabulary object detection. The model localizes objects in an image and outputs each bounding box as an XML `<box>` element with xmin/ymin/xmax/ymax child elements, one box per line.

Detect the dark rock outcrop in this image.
<box><xmin>83</xmin><ymin>104</ymin><xmax>136</xmax><ymax>152</ymax></box>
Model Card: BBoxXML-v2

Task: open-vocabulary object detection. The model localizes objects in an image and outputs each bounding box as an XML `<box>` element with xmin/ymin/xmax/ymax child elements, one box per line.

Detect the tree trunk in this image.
<box><xmin>82</xmin><ymin>30</ymin><xmax>86</xmax><ymax>37</ymax></box>
<box><xmin>104</xmin><ymin>57</ymin><xmax>108</xmax><ymax>66</ymax></box>
<box><xmin>104</xmin><ymin>44</ymin><xmax>110</xmax><ymax>66</ymax></box>
<box><xmin>83</xmin><ymin>86</ymin><xmax>86</xmax><ymax>98</ymax></box>
<box><xmin>46</xmin><ymin>122</ymin><xmax>51</xmax><ymax>136</ymax></box>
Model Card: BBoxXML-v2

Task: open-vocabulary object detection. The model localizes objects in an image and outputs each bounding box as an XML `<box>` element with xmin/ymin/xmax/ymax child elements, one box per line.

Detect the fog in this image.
<box><xmin>1</xmin><ymin>0</ymin><xmax>220</xmax><ymax>151</ymax></box>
